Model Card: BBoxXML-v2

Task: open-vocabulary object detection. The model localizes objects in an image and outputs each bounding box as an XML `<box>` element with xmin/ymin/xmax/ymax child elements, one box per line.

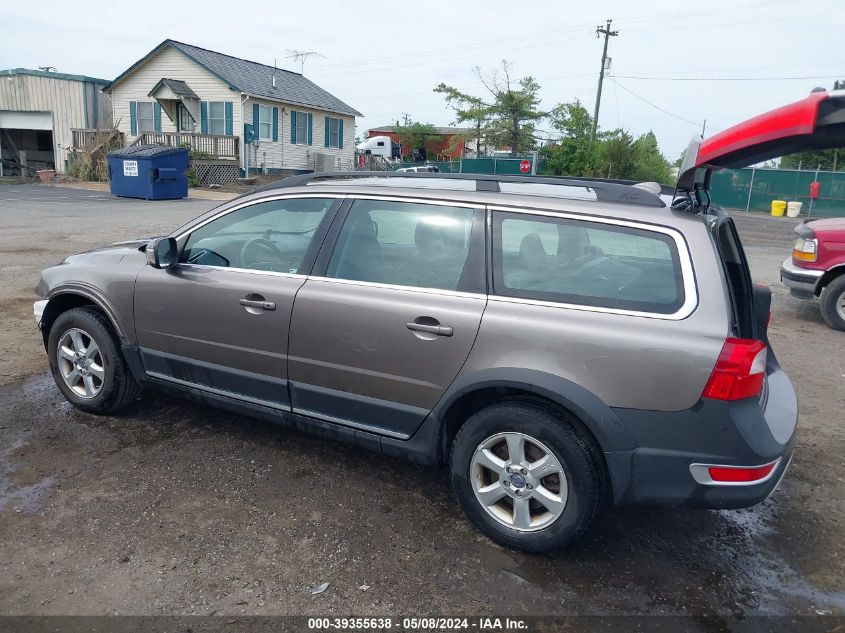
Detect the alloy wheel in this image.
<box><xmin>470</xmin><ymin>432</ymin><xmax>568</xmax><ymax>532</ymax></box>
<box><xmin>57</xmin><ymin>328</ymin><xmax>105</xmax><ymax>399</ymax></box>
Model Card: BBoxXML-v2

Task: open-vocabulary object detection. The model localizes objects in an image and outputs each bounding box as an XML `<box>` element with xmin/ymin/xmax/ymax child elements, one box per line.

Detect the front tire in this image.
<box><xmin>820</xmin><ymin>275</ymin><xmax>845</xmax><ymax>331</ymax></box>
<box><xmin>450</xmin><ymin>401</ymin><xmax>605</xmax><ymax>553</ymax></box>
<box><xmin>47</xmin><ymin>307</ymin><xmax>141</xmax><ymax>413</ymax></box>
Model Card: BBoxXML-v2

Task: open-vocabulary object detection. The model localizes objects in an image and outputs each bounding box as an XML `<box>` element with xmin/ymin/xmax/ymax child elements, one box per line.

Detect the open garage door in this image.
<box><xmin>0</xmin><ymin>111</ymin><xmax>54</xmax><ymax>176</ymax></box>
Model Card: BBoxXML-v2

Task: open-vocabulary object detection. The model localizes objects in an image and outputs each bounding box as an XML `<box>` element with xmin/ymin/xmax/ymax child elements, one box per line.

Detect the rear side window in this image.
<box><xmin>326</xmin><ymin>199</ymin><xmax>475</xmax><ymax>291</ymax></box>
<box><xmin>492</xmin><ymin>211</ymin><xmax>685</xmax><ymax>314</ymax></box>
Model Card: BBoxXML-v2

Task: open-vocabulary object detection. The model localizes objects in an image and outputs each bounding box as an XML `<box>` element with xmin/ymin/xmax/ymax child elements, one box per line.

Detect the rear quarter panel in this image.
<box><xmin>460</xmin><ymin>217</ymin><xmax>729</xmax><ymax>412</ymax></box>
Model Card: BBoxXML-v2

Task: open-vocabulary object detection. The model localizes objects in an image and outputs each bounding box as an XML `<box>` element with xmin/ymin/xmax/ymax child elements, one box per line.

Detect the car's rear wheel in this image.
<box><xmin>820</xmin><ymin>275</ymin><xmax>845</xmax><ymax>331</ymax></box>
<box><xmin>47</xmin><ymin>307</ymin><xmax>141</xmax><ymax>413</ymax></box>
<box><xmin>450</xmin><ymin>400</ymin><xmax>605</xmax><ymax>553</ymax></box>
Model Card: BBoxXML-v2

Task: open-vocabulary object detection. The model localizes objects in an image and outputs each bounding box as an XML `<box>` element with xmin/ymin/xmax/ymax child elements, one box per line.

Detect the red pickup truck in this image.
<box><xmin>781</xmin><ymin>217</ymin><xmax>845</xmax><ymax>330</ymax></box>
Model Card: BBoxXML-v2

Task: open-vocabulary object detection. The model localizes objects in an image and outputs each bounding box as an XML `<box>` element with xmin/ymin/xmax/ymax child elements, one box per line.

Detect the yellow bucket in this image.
<box><xmin>771</xmin><ymin>200</ymin><xmax>787</xmax><ymax>217</ymax></box>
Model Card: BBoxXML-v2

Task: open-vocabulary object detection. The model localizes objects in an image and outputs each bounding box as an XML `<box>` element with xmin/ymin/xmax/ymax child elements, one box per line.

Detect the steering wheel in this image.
<box><xmin>240</xmin><ymin>238</ymin><xmax>286</xmax><ymax>270</ymax></box>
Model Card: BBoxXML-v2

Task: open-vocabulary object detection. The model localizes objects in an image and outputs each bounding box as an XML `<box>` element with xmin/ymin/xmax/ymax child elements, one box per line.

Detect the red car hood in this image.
<box><xmin>807</xmin><ymin>217</ymin><xmax>845</xmax><ymax>232</ymax></box>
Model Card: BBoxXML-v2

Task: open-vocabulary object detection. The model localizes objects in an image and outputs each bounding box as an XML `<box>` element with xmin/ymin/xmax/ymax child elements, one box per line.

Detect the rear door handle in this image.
<box><xmin>406</xmin><ymin>322</ymin><xmax>454</xmax><ymax>337</ymax></box>
<box><xmin>239</xmin><ymin>298</ymin><xmax>276</xmax><ymax>311</ymax></box>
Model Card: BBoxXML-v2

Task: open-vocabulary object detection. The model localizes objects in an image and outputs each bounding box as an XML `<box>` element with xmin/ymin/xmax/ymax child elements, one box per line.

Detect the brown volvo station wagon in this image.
<box><xmin>35</xmin><ymin>91</ymin><xmax>843</xmax><ymax>552</ymax></box>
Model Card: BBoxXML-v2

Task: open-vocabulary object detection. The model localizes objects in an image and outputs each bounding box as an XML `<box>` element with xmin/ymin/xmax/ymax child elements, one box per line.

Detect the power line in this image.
<box><xmin>609</xmin><ymin>78</ymin><xmax>714</xmax><ymax>130</ymax></box>
<box><xmin>612</xmin><ymin>74</ymin><xmax>843</xmax><ymax>82</ymax></box>
<box><xmin>310</xmin><ymin>32</ymin><xmax>594</xmax><ymax>79</ymax></box>
<box><xmin>306</xmin><ymin>1</ymin><xmax>797</xmax><ymax>78</ymax></box>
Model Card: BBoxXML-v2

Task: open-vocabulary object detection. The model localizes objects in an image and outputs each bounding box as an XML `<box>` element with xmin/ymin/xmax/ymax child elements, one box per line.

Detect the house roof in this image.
<box><xmin>106</xmin><ymin>39</ymin><xmax>362</xmax><ymax>117</ymax></box>
<box><xmin>1</xmin><ymin>67</ymin><xmax>110</xmax><ymax>84</ymax></box>
<box><xmin>148</xmin><ymin>78</ymin><xmax>199</xmax><ymax>100</ymax></box>
<box><xmin>368</xmin><ymin>125</ymin><xmax>472</xmax><ymax>135</ymax></box>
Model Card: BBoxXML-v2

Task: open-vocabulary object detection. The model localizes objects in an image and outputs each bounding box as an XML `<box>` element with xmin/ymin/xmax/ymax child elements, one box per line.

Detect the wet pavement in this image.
<box><xmin>0</xmin><ymin>189</ymin><xmax>843</xmax><ymax>617</ymax></box>
<box><xmin>0</xmin><ymin>363</ymin><xmax>842</xmax><ymax>617</ymax></box>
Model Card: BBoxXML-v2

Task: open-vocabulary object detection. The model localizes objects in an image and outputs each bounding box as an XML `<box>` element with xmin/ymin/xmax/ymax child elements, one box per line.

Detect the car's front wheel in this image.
<box><xmin>450</xmin><ymin>401</ymin><xmax>605</xmax><ymax>553</ymax></box>
<box><xmin>820</xmin><ymin>275</ymin><xmax>845</xmax><ymax>331</ymax></box>
<box><xmin>47</xmin><ymin>307</ymin><xmax>141</xmax><ymax>413</ymax></box>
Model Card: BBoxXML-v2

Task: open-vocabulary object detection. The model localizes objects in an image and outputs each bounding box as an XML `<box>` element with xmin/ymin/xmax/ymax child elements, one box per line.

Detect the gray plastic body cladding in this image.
<box><xmin>606</xmin><ymin>364</ymin><xmax>798</xmax><ymax>508</ymax></box>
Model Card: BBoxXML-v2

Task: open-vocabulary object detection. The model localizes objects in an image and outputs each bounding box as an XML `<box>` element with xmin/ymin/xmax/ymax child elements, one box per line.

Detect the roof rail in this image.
<box><xmin>251</xmin><ymin>171</ymin><xmax>666</xmax><ymax>207</ymax></box>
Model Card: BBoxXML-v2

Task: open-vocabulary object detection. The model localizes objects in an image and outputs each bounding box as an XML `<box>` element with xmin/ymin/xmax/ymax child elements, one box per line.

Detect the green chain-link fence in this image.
<box><xmin>710</xmin><ymin>168</ymin><xmax>845</xmax><ymax>217</ymax></box>
<box><xmin>395</xmin><ymin>157</ymin><xmax>547</xmax><ymax>176</ymax></box>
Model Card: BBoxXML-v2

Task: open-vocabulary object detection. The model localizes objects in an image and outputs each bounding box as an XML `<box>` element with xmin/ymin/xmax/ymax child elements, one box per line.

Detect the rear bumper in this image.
<box><xmin>780</xmin><ymin>257</ymin><xmax>823</xmax><ymax>298</ymax></box>
<box><xmin>605</xmin><ymin>365</ymin><xmax>798</xmax><ymax>509</ymax></box>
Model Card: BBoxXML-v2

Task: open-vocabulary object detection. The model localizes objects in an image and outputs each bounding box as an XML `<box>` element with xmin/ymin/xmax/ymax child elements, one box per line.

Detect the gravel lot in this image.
<box><xmin>0</xmin><ymin>184</ymin><xmax>843</xmax><ymax>617</ymax></box>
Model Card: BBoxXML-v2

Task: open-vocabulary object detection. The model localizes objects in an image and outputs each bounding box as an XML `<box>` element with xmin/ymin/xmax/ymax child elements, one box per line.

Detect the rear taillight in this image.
<box><xmin>702</xmin><ymin>338</ymin><xmax>767</xmax><ymax>401</ymax></box>
<box><xmin>707</xmin><ymin>462</ymin><xmax>777</xmax><ymax>483</ymax></box>
<box><xmin>792</xmin><ymin>236</ymin><xmax>818</xmax><ymax>262</ymax></box>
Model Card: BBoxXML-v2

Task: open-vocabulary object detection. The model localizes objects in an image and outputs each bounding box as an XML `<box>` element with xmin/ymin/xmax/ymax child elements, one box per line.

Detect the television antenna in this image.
<box><xmin>285</xmin><ymin>50</ymin><xmax>325</xmax><ymax>74</ymax></box>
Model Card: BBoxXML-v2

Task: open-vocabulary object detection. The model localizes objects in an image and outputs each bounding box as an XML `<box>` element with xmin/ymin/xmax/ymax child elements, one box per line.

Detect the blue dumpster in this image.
<box><xmin>107</xmin><ymin>145</ymin><xmax>189</xmax><ymax>200</ymax></box>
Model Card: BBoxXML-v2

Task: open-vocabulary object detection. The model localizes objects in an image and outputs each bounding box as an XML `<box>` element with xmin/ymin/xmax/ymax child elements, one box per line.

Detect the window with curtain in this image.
<box><xmin>257</xmin><ymin>105</ymin><xmax>272</xmax><ymax>140</ymax></box>
<box><xmin>137</xmin><ymin>102</ymin><xmax>155</xmax><ymax>132</ymax></box>
<box><xmin>327</xmin><ymin>117</ymin><xmax>341</xmax><ymax>148</ymax></box>
<box><xmin>208</xmin><ymin>102</ymin><xmax>226</xmax><ymax>135</ymax></box>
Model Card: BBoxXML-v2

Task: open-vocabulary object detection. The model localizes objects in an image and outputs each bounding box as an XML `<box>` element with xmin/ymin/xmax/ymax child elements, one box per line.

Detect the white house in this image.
<box><xmin>104</xmin><ymin>40</ymin><xmax>361</xmax><ymax>179</ymax></box>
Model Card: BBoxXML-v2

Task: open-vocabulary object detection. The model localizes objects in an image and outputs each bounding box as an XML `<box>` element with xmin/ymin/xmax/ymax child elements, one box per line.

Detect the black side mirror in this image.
<box><xmin>146</xmin><ymin>237</ymin><xmax>178</xmax><ymax>269</ymax></box>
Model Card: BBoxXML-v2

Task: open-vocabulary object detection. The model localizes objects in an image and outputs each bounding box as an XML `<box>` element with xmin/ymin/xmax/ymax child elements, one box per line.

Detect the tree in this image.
<box><xmin>433</xmin><ymin>84</ymin><xmax>491</xmax><ymax>156</ymax></box>
<box><xmin>594</xmin><ymin>129</ymin><xmax>636</xmax><ymax>179</ymax></box>
<box><xmin>542</xmin><ymin>100</ymin><xmax>596</xmax><ymax>176</ymax></box>
<box><xmin>393</xmin><ymin>122</ymin><xmax>438</xmax><ymax>160</ymax></box>
<box><xmin>780</xmin><ymin>148</ymin><xmax>841</xmax><ymax>171</ymax></box>
<box><xmin>630</xmin><ymin>131</ymin><xmax>673</xmax><ymax>183</ymax></box>
<box><xmin>434</xmin><ymin>61</ymin><xmax>545</xmax><ymax>156</ymax></box>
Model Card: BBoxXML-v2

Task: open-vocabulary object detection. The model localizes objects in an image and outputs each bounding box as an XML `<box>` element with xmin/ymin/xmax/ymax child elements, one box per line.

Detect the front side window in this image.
<box><xmin>257</xmin><ymin>104</ymin><xmax>272</xmax><ymax>140</ymax></box>
<box><xmin>181</xmin><ymin>198</ymin><xmax>334</xmax><ymax>273</ymax></box>
<box><xmin>493</xmin><ymin>211</ymin><xmax>685</xmax><ymax>314</ymax></box>
<box><xmin>326</xmin><ymin>199</ymin><xmax>474</xmax><ymax>291</ymax></box>
<box><xmin>137</xmin><ymin>101</ymin><xmax>155</xmax><ymax>132</ymax></box>
<box><xmin>208</xmin><ymin>101</ymin><xmax>226</xmax><ymax>136</ymax></box>
<box><xmin>327</xmin><ymin>117</ymin><xmax>341</xmax><ymax>148</ymax></box>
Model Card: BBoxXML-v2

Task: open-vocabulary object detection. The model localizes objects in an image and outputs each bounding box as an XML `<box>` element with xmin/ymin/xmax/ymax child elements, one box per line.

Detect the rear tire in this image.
<box><xmin>820</xmin><ymin>275</ymin><xmax>845</xmax><ymax>331</ymax></box>
<box><xmin>47</xmin><ymin>307</ymin><xmax>141</xmax><ymax>413</ymax></box>
<box><xmin>450</xmin><ymin>400</ymin><xmax>605</xmax><ymax>553</ymax></box>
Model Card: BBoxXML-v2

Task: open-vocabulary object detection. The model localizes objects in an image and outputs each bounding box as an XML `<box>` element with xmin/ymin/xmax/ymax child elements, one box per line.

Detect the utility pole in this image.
<box><xmin>401</xmin><ymin>113</ymin><xmax>411</xmax><ymax>126</ymax></box>
<box><xmin>591</xmin><ymin>19</ymin><xmax>618</xmax><ymax>142</ymax></box>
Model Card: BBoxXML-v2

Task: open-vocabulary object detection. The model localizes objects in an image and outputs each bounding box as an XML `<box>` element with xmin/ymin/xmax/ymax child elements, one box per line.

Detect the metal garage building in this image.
<box><xmin>0</xmin><ymin>68</ymin><xmax>112</xmax><ymax>175</ymax></box>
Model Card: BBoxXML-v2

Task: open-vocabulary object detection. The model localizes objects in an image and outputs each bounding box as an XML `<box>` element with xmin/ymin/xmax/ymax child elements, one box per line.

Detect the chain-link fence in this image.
<box><xmin>394</xmin><ymin>156</ymin><xmax>547</xmax><ymax>175</ymax></box>
<box><xmin>710</xmin><ymin>168</ymin><xmax>845</xmax><ymax>217</ymax></box>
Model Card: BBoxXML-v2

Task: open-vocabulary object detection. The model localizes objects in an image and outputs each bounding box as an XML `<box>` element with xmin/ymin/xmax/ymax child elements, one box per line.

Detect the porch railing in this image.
<box><xmin>133</xmin><ymin>132</ymin><xmax>239</xmax><ymax>161</ymax></box>
<box><xmin>71</xmin><ymin>128</ymin><xmax>124</xmax><ymax>151</ymax></box>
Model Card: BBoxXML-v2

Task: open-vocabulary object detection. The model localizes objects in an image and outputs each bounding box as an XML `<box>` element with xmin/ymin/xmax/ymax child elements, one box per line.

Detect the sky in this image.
<box><xmin>1</xmin><ymin>0</ymin><xmax>842</xmax><ymax>160</ymax></box>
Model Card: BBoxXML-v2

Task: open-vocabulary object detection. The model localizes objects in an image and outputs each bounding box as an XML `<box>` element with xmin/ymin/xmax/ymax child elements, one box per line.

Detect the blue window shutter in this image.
<box><xmin>200</xmin><ymin>101</ymin><xmax>208</xmax><ymax>134</ymax></box>
<box><xmin>324</xmin><ymin>116</ymin><xmax>330</xmax><ymax>147</ymax></box>
<box><xmin>253</xmin><ymin>103</ymin><xmax>260</xmax><ymax>136</ymax></box>
<box><xmin>307</xmin><ymin>113</ymin><xmax>313</xmax><ymax>145</ymax></box>
<box><xmin>290</xmin><ymin>111</ymin><xmax>297</xmax><ymax>144</ymax></box>
<box><xmin>272</xmin><ymin>107</ymin><xmax>279</xmax><ymax>142</ymax></box>
<box><xmin>224</xmin><ymin>101</ymin><xmax>233</xmax><ymax>135</ymax></box>
<box><xmin>153</xmin><ymin>102</ymin><xmax>162</xmax><ymax>132</ymax></box>
<box><xmin>129</xmin><ymin>101</ymin><xmax>137</xmax><ymax>135</ymax></box>
<box><xmin>338</xmin><ymin>119</ymin><xmax>344</xmax><ymax>149</ymax></box>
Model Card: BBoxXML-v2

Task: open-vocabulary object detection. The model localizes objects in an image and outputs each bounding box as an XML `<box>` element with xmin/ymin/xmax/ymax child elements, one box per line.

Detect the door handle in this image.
<box><xmin>406</xmin><ymin>321</ymin><xmax>453</xmax><ymax>337</ymax></box>
<box><xmin>239</xmin><ymin>298</ymin><xmax>276</xmax><ymax>311</ymax></box>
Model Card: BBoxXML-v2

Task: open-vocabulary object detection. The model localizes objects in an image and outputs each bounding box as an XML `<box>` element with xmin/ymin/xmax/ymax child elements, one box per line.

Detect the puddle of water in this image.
<box><xmin>0</xmin><ymin>438</ymin><xmax>57</xmax><ymax>514</ymax></box>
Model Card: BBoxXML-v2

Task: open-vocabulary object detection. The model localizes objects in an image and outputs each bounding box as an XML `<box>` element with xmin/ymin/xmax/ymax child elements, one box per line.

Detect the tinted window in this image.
<box><xmin>181</xmin><ymin>198</ymin><xmax>333</xmax><ymax>273</ymax></box>
<box><xmin>493</xmin><ymin>211</ymin><xmax>685</xmax><ymax>314</ymax></box>
<box><xmin>326</xmin><ymin>199</ymin><xmax>474</xmax><ymax>291</ymax></box>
